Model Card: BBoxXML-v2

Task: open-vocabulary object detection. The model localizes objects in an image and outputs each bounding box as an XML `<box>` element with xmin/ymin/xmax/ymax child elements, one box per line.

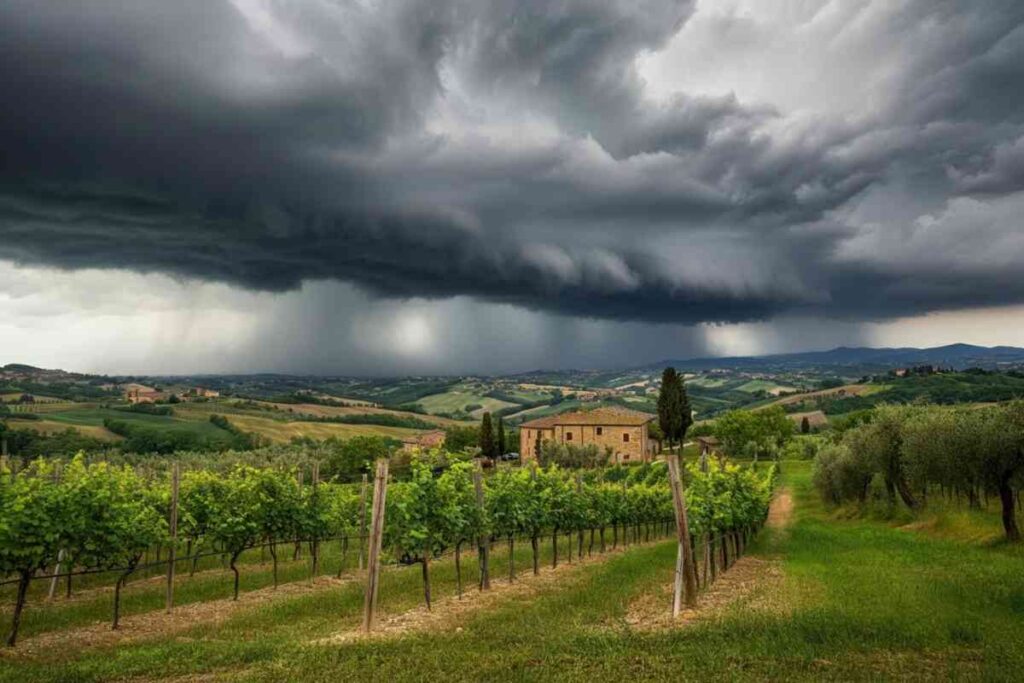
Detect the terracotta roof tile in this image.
<box><xmin>520</xmin><ymin>407</ymin><xmax>653</xmax><ymax>428</ymax></box>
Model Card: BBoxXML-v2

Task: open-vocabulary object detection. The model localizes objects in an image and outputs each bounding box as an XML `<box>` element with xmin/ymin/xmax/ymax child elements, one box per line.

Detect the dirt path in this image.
<box><xmin>622</xmin><ymin>487</ymin><xmax>794</xmax><ymax>631</ymax></box>
<box><xmin>1</xmin><ymin>575</ymin><xmax>354</xmax><ymax>661</ymax></box>
<box><xmin>767</xmin><ymin>488</ymin><xmax>794</xmax><ymax>530</ymax></box>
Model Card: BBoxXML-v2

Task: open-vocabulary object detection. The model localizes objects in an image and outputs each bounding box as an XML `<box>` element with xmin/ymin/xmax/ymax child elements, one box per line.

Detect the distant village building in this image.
<box><xmin>401</xmin><ymin>429</ymin><xmax>446</xmax><ymax>451</ymax></box>
<box><xmin>519</xmin><ymin>407</ymin><xmax>655</xmax><ymax>464</ymax></box>
<box><xmin>696</xmin><ymin>436</ymin><xmax>720</xmax><ymax>457</ymax></box>
<box><xmin>189</xmin><ymin>387</ymin><xmax>220</xmax><ymax>399</ymax></box>
<box><xmin>124</xmin><ymin>384</ymin><xmax>167</xmax><ymax>404</ymax></box>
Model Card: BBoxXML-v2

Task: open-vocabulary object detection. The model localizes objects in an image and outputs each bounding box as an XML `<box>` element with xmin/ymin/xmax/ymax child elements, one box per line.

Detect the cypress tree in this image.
<box><xmin>801</xmin><ymin>416</ymin><xmax>811</xmax><ymax>434</ymax></box>
<box><xmin>496</xmin><ymin>417</ymin><xmax>506</xmax><ymax>456</ymax></box>
<box><xmin>657</xmin><ymin>367</ymin><xmax>682</xmax><ymax>452</ymax></box>
<box><xmin>679</xmin><ymin>376</ymin><xmax>693</xmax><ymax>446</ymax></box>
<box><xmin>479</xmin><ymin>412</ymin><xmax>495</xmax><ymax>459</ymax></box>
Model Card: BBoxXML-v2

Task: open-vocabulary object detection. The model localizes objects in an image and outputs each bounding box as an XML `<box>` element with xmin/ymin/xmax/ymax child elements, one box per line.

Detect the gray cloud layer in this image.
<box><xmin>2</xmin><ymin>0</ymin><xmax>1024</xmax><ymax>327</ymax></box>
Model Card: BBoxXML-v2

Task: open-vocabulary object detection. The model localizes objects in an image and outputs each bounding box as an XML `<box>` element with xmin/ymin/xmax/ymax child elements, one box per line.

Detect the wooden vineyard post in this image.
<box><xmin>48</xmin><ymin>550</ymin><xmax>65</xmax><ymax>600</ymax></box>
<box><xmin>295</xmin><ymin>470</ymin><xmax>304</xmax><ymax>561</ymax></box>
<box><xmin>166</xmin><ymin>462</ymin><xmax>180</xmax><ymax>613</ymax></box>
<box><xmin>362</xmin><ymin>459</ymin><xmax>389</xmax><ymax>633</ymax></box>
<box><xmin>575</xmin><ymin>474</ymin><xmax>584</xmax><ymax>560</ymax></box>
<box><xmin>358</xmin><ymin>473</ymin><xmax>368</xmax><ymax>571</ymax></box>
<box><xmin>621</xmin><ymin>481</ymin><xmax>629</xmax><ymax>546</ymax></box>
<box><xmin>311</xmin><ymin>463</ymin><xmax>320</xmax><ymax>579</ymax></box>
<box><xmin>473</xmin><ymin>461</ymin><xmax>490</xmax><ymax>590</ymax></box>
<box><xmin>667</xmin><ymin>454</ymin><xmax>699</xmax><ymax>615</ymax></box>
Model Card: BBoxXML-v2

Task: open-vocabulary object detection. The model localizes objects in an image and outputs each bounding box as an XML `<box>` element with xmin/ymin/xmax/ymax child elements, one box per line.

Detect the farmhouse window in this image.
<box><xmin>623</xmin><ymin>433</ymin><xmax>630</xmax><ymax>443</ymax></box>
<box><xmin>566</xmin><ymin>432</ymin><xmax>573</xmax><ymax>441</ymax></box>
<box><xmin>596</xmin><ymin>427</ymin><xmax>603</xmax><ymax>435</ymax></box>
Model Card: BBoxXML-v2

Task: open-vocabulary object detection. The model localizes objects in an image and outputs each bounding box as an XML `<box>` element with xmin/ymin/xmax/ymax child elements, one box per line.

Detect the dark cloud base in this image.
<box><xmin>2</xmin><ymin>0</ymin><xmax>1024</xmax><ymax>326</ymax></box>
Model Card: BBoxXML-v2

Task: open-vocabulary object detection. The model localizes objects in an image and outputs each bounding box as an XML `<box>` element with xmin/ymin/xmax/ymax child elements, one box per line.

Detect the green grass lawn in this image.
<box><xmin>3</xmin><ymin>463</ymin><xmax>1024</xmax><ymax>681</ymax></box>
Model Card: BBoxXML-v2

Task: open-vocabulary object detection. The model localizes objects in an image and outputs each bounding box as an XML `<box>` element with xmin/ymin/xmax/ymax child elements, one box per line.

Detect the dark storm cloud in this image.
<box><xmin>2</xmin><ymin>0</ymin><xmax>1024</xmax><ymax>325</ymax></box>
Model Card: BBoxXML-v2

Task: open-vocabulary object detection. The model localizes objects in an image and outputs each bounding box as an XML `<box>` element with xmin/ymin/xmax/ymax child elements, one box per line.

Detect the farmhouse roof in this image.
<box><xmin>520</xmin><ymin>407</ymin><xmax>654</xmax><ymax>429</ymax></box>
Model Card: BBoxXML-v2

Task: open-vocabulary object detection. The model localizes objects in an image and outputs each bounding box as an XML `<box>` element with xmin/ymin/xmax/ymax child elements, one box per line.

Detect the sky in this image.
<box><xmin>1</xmin><ymin>0</ymin><xmax>1024</xmax><ymax>375</ymax></box>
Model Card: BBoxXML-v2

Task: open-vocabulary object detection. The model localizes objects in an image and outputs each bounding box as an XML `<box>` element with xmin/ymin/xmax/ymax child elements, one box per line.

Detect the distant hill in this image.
<box><xmin>2</xmin><ymin>363</ymin><xmax>46</xmax><ymax>372</ymax></box>
<box><xmin>651</xmin><ymin>344</ymin><xmax>1024</xmax><ymax>372</ymax></box>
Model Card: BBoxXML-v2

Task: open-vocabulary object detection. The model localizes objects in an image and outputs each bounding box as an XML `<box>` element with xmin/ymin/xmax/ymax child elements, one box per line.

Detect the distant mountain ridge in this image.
<box><xmin>650</xmin><ymin>343</ymin><xmax>1024</xmax><ymax>372</ymax></box>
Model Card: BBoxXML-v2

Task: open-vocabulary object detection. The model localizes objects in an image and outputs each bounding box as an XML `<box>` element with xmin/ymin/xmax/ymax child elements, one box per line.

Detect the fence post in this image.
<box><xmin>362</xmin><ymin>458</ymin><xmax>389</xmax><ymax>633</ymax></box>
<box><xmin>48</xmin><ymin>549</ymin><xmax>65</xmax><ymax>600</ymax></box>
<box><xmin>472</xmin><ymin>461</ymin><xmax>490</xmax><ymax>590</ymax></box>
<box><xmin>358</xmin><ymin>473</ymin><xmax>368</xmax><ymax>571</ymax></box>
<box><xmin>667</xmin><ymin>454</ymin><xmax>699</xmax><ymax>615</ymax></box>
<box><xmin>311</xmin><ymin>462</ymin><xmax>320</xmax><ymax>578</ymax></box>
<box><xmin>166</xmin><ymin>462</ymin><xmax>180</xmax><ymax>612</ymax></box>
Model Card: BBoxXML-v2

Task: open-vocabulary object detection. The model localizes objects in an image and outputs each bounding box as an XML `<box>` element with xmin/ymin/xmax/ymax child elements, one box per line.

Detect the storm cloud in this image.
<box><xmin>2</xmin><ymin>0</ymin><xmax>1024</xmax><ymax>331</ymax></box>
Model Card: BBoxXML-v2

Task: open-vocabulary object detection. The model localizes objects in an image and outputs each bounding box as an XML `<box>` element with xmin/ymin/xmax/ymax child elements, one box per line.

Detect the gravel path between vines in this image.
<box><xmin>622</xmin><ymin>486</ymin><xmax>794</xmax><ymax>631</ymax></box>
<box><xmin>0</xmin><ymin>557</ymin><xmax>291</xmax><ymax>615</ymax></box>
<box><xmin>1</xmin><ymin>575</ymin><xmax>354</xmax><ymax>661</ymax></box>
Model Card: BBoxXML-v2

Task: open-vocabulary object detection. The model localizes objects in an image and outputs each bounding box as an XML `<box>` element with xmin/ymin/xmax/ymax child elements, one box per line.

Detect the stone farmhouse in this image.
<box><xmin>401</xmin><ymin>429</ymin><xmax>446</xmax><ymax>451</ymax></box>
<box><xmin>519</xmin><ymin>407</ymin><xmax>655</xmax><ymax>464</ymax></box>
<box><xmin>124</xmin><ymin>383</ymin><xmax>167</xmax><ymax>404</ymax></box>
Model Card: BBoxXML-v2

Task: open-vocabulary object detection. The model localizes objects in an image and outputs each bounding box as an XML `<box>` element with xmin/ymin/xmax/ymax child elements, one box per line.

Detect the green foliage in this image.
<box><xmin>496</xmin><ymin>417</ymin><xmax>506</xmax><ymax>455</ymax></box>
<box><xmin>385</xmin><ymin>460</ymin><xmax>447</xmax><ymax>562</ymax></box>
<box><xmin>479</xmin><ymin>412</ymin><xmax>496</xmax><ymax>459</ymax></box>
<box><xmin>60</xmin><ymin>457</ymin><xmax>167</xmax><ymax>571</ymax></box>
<box><xmin>714</xmin><ymin>407</ymin><xmax>794</xmax><ymax>460</ymax></box>
<box><xmin>443</xmin><ymin>424</ymin><xmax>480</xmax><ymax>454</ymax></box>
<box><xmin>320</xmin><ymin>435</ymin><xmax>398</xmax><ymax>483</ymax></box>
<box><xmin>537</xmin><ymin>441</ymin><xmax>611</xmax><ymax>469</ymax></box>
<box><xmin>0</xmin><ymin>459</ymin><xmax>66</xmax><ymax>578</ymax></box>
<box><xmin>0</xmin><ymin>427</ymin><xmax>111</xmax><ymax>458</ymax></box>
<box><xmin>114</xmin><ymin>403</ymin><xmax>174</xmax><ymax>416</ymax></box>
<box><xmin>294</xmin><ymin>413</ymin><xmax>438</xmax><ymax>430</ymax></box>
<box><xmin>102</xmin><ymin>417</ymin><xmax>252</xmax><ymax>454</ymax></box>
<box><xmin>0</xmin><ymin>450</ymin><xmax>777</xmax><ymax>642</ymax></box>
<box><xmin>813</xmin><ymin>401</ymin><xmax>1024</xmax><ymax>540</ymax></box>
<box><xmin>657</xmin><ymin>367</ymin><xmax>692</xmax><ymax>448</ymax></box>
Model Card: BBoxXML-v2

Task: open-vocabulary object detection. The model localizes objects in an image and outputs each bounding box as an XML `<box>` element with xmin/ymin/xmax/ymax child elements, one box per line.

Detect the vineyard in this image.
<box><xmin>0</xmin><ymin>455</ymin><xmax>776</xmax><ymax>647</ymax></box>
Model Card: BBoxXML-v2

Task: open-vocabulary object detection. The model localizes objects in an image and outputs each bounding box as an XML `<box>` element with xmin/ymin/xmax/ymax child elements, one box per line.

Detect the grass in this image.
<box><xmin>246</xmin><ymin>402</ymin><xmax>470</xmax><ymax>427</ymax></box>
<box><xmin>6</xmin><ymin>419</ymin><xmax>120</xmax><ymax>441</ymax></box>
<box><xmin>736</xmin><ymin>379</ymin><xmax>795</xmax><ymax>394</ymax></box>
<box><xmin>44</xmin><ymin>407</ymin><xmax>232</xmax><ymax>441</ymax></box>
<box><xmin>687</xmin><ymin>377</ymin><xmax>728</xmax><ymax>388</ymax></box>
<box><xmin>10</xmin><ymin>401</ymin><xmax>443</xmax><ymax>445</ymax></box>
<box><xmin>416</xmin><ymin>391</ymin><xmax>517</xmax><ymax>418</ymax></box>
<box><xmin>4</xmin><ymin>463</ymin><xmax>1024</xmax><ymax>681</ymax></box>
<box><xmin>222</xmin><ymin>414</ymin><xmax>424</xmax><ymax>443</ymax></box>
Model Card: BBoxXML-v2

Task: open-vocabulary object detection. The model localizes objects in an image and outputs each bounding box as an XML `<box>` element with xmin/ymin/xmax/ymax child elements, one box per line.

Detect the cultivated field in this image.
<box><xmin>4</xmin><ymin>398</ymin><xmax>458</xmax><ymax>447</ymax></box>
<box><xmin>244</xmin><ymin>401</ymin><xmax>471</xmax><ymax>427</ymax></box>
<box><xmin>759</xmin><ymin>383</ymin><xmax>881</xmax><ymax>408</ymax></box>
<box><xmin>415</xmin><ymin>390</ymin><xmax>517</xmax><ymax>418</ymax></box>
<box><xmin>223</xmin><ymin>413</ymin><xmax>425</xmax><ymax>443</ymax></box>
